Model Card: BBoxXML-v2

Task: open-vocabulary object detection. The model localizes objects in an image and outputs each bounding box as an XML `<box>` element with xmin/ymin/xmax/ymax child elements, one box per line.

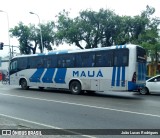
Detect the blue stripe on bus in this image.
<box><xmin>143</xmin><ymin>63</ymin><xmax>146</xmax><ymax>80</ymax></box>
<box><xmin>140</xmin><ymin>63</ymin><xmax>142</xmax><ymax>80</ymax></box>
<box><xmin>54</xmin><ymin>68</ymin><xmax>67</xmax><ymax>83</ymax></box>
<box><xmin>123</xmin><ymin>45</ymin><xmax>126</xmax><ymax>48</ymax></box>
<box><xmin>142</xmin><ymin>63</ymin><xmax>144</xmax><ymax>80</ymax></box>
<box><xmin>142</xmin><ymin>63</ymin><xmax>146</xmax><ymax>80</ymax></box>
<box><xmin>116</xmin><ymin>67</ymin><xmax>121</xmax><ymax>86</ymax></box>
<box><xmin>138</xmin><ymin>63</ymin><xmax>147</xmax><ymax>81</ymax></box>
<box><xmin>111</xmin><ymin>67</ymin><xmax>116</xmax><ymax>86</ymax></box>
<box><xmin>121</xmin><ymin>66</ymin><xmax>125</xmax><ymax>87</ymax></box>
<box><xmin>138</xmin><ymin>63</ymin><xmax>141</xmax><ymax>80</ymax></box>
<box><xmin>42</xmin><ymin>68</ymin><xmax>55</xmax><ymax>83</ymax></box>
<box><xmin>29</xmin><ymin>68</ymin><xmax>45</xmax><ymax>82</ymax></box>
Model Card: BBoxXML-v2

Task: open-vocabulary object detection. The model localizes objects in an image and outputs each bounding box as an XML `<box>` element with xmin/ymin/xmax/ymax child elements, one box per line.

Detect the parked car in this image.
<box><xmin>140</xmin><ymin>75</ymin><xmax>160</xmax><ymax>95</ymax></box>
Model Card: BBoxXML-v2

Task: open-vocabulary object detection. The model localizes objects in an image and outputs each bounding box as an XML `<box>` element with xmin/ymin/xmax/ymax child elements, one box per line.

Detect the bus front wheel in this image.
<box><xmin>70</xmin><ymin>81</ymin><xmax>82</xmax><ymax>95</ymax></box>
<box><xmin>20</xmin><ymin>79</ymin><xmax>29</xmax><ymax>90</ymax></box>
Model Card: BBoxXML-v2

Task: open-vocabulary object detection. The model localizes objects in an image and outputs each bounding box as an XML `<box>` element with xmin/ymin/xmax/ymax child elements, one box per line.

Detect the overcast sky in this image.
<box><xmin>0</xmin><ymin>0</ymin><xmax>160</xmax><ymax>57</ymax></box>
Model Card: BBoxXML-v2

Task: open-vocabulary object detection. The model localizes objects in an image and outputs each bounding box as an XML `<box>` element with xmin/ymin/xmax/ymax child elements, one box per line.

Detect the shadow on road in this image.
<box><xmin>11</xmin><ymin>87</ymin><xmax>144</xmax><ymax>100</ymax></box>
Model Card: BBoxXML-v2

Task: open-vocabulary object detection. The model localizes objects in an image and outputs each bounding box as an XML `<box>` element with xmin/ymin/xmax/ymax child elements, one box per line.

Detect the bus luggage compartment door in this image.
<box><xmin>91</xmin><ymin>79</ymin><xmax>99</xmax><ymax>91</ymax></box>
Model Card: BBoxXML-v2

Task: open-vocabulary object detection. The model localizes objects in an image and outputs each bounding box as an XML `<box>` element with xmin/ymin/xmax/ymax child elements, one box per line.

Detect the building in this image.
<box><xmin>147</xmin><ymin>55</ymin><xmax>160</xmax><ymax>77</ymax></box>
<box><xmin>0</xmin><ymin>56</ymin><xmax>9</xmax><ymax>71</ymax></box>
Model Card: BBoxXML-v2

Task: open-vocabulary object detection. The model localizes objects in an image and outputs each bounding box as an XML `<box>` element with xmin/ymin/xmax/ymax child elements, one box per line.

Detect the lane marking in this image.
<box><xmin>1</xmin><ymin>93</ymin><xmax>160</xmax><ymax>118</ymax></box>
<box><xmin>0</xmin><ymin>113</ymin><xmax>95</xmax><ymax>138</ymax></box>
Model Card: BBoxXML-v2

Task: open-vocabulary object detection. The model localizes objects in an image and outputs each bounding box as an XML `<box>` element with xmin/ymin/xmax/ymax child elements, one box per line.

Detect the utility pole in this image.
<box><xmin>2</xmin><ymin>45</ymin><xmax>19</xmax><ymax>58</ymax></box>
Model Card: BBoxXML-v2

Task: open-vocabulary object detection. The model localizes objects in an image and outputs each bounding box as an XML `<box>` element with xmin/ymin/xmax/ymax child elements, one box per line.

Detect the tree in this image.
<box><xmin>78</xmin><ymin>9</ymin><xmax>120</xmax><ymax>48</ymax></box>
<box><xmin>138</xmin><ymin>6</ymin><xmax>160</xmax><ymax>71</ymax></box>
<box><xmin>38</xmin><ymin>21</ymin><xmax>55</xmax><ymax>52</ymax></box>
<box><xmin>10</xmin><ymin>22</ymin><xmax>32</xmax><ymax>54</ymax></box>
<box><xmin>10</xmin><ymin>5</ymin><xmax>160</xmax><ymax>62</ymax></box>
<box><xmin>55</xmin><ymin>10</ymin><xmax>84</xmax><ymax>49</ymax></box>
<box><xmin>10</xmin><ymin>21</ymin><xmax>55</xmax><ymax>54</ymax></box>
<box><xmin>55</xmin><ymin>9</ymin><xmax>120</xmax><ymax>49</ymax></box>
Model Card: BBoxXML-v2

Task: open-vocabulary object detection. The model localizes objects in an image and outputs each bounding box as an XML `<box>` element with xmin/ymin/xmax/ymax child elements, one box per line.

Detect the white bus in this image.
<box><xmin>9</xmin><ymin>44</ymin><xmax>146</xmax><ymax>94</ymax></box>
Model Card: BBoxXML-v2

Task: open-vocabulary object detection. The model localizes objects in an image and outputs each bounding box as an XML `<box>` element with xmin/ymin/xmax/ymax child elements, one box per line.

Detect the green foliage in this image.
<box><xmin>55</xmin><ymin>6</ymin><xmax>160</xmax><ymax>52</ymax></box>
<box><xmin>10</xmin><ymin>22</ymin><xmax>32</xmax><ymax>54</ymax></box>
<box><xmin>55</xmin><ymin>9</ymin><xmax>120</xmax><ymax>48</ymax></box>
<box><xmin>10</xmin><ymin>21</ymin><xmax>55</xmax><ymax>54</ymax></box>
<box><xmin>9</xmin><ymin>5</ymin><xmax>160</xmax><ymax>65</ymax></box>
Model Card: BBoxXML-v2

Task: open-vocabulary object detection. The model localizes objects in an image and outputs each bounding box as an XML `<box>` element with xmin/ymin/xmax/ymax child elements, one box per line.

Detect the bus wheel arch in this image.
<box><xmin>20</xmin><ymin>78</ymin><xmax>29</xmax><ymax>90</ymax></box>
<box><xmin>69</xmin><ymin>80</ymin><xmax>82</xmax><ymax>95</ymax></box>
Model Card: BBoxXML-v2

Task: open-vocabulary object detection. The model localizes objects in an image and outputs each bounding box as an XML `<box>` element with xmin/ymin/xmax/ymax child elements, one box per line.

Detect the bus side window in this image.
<box><xmin>95</xmin><ymin>51</ymin><xmax>113</xmax><ymax>67</ymax></box>
<box><xmin>57</xmin><ymin>54</ymin><xmax>75</xmax><ymax>68</ymax></box>
<box><xmin>18</xmin><ymin>58</ymin><xmax>27</xmax><ymax>70</ymax></box>
<box><xmin>121</xmin><ymin>49</ymin><xmax>129</xmax><ymax>66</ymax></box>
<box><xmin>122</xmin><ymin>55</ymin><xmax>128</xmax><ymax>66</ymax></box>
<box><xmin>114</xmin><ymin>49</ymin><xmax>129</xmax><ymax>66</ymax></box>
<box><xmin>114</xmin><ymin>55</ymin><xmax>118</xmax><ymax>66</ymax></box>
<box><xmin>66</xmin><ymin>57</ymin><xmax>75</xmax><ymax>67</ymax></box>
<box><xmin>95</xmin><ymin>53</ymin><xmax>104</xmax><ymax>67</ymax></box>
<box><xmin>46</xmin><ymin>58</ymin><xmax>52</xmax><ymax>68</ymax></box>
<box><xmin>37</xmin><ymin>57</ymin><xmax>44</xmax><ymax>68</ymax></box>
<box><xmin>44</xmin><ymin>55</ymin><xmax>56</xmax><ymax>68</ymax></box>
<box><xmin>28</xmin><ymin>57</ymin><xmax>34</xmax><ymax>68</ymax></box>
<box><xmin>76</xmin><ymin>53</ymin><xmax>95</xmax><ymax>67</ymax></box>
<box><xmin>10</xmin><ymin>60</ymin><xmax>18</xmax><ymax>73</ymax></box>
<box><xmin>28</xmin><ymin>56</ymin><xmax>44</xmax><ymax>68</ymax></box>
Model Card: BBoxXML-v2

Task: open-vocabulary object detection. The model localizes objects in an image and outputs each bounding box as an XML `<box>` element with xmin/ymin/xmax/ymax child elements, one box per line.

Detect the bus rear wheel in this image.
<box><xmin>20</xmin><ymin>79</ymin><xmax>29</xmax><ymax>90</ymax></box>
<box><xmin>70</xmin><ymin>81</ymin><xmax>82</xmax><ymax>95</ymax></box>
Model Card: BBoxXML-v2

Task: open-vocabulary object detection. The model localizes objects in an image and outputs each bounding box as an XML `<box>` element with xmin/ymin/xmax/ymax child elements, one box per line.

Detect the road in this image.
<box><xmin>0</xmin><ymin>82</ymin><xmax>160</xmax><ymax>137</ymax></box>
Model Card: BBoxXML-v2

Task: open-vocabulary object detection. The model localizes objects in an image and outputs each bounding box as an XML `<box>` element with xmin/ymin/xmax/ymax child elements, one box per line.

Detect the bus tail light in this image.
<box><xmin>132</xmin><ymin>72</ymin><xmax>136</xmax><ymax>82</ymax></box>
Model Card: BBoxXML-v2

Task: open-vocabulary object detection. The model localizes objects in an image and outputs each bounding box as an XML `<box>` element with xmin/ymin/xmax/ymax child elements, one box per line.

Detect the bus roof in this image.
<box><xmin>12</xmin><ymin>44</ymin><xmax>141</xmax><ymax>59</ymax></box>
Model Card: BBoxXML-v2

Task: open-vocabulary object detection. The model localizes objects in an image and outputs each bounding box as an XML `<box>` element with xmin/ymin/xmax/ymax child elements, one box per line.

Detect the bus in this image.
<box><xmin>9</xmin><ymin>44</ymin><xmax>146</xmax><ymax>94</ymax></box>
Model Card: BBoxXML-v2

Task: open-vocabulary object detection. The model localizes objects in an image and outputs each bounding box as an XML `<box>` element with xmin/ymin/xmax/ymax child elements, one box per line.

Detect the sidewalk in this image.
<box><xmin>0</xmin><ymin>116</ymin><xmax>30</xmax><ymax>129</ymax></box>
<box><xmin>0</xmin><ymin>115</ymin><xmax>76</xmax><ymax>138</ymax></box>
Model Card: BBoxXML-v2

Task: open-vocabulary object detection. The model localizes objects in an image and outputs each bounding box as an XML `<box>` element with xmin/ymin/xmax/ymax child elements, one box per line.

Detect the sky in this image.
<box><xmin>0</xmin><ymin>0</ymin><xmax>160</xmax><ymax>57</ymax></box>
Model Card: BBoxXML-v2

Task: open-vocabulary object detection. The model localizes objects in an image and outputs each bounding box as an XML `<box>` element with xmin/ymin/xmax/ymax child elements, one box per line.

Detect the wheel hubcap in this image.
<box><xmin>73</xmin><ymin>86</ymin><xmax>78</xmax><ymax>92</ymax></box>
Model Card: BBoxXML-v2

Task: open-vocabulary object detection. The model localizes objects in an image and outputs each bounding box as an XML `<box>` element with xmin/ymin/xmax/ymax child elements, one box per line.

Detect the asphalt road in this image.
<box><xmin>0</xmin><ymin>83</ymin><xmax>160</xmax><ymax>137</ymax></box>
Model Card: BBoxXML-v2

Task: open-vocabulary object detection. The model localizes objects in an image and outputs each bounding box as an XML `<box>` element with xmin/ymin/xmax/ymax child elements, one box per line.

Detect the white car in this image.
<box><xmin>140</xmin><ymin>75</ymin><xmax>160</xmax><ymax>95</ymax></box>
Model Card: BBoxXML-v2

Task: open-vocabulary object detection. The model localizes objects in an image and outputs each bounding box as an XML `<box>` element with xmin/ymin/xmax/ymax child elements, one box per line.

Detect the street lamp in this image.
<box><xmin>29</xmin><ymin>12</ymin><xmax>44</xmax><ymax>53</ymax></box>
<box><xmin>0</xmin><ymin>10</ymin><xmax>11</xmax><ymax>59</ymax></box>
